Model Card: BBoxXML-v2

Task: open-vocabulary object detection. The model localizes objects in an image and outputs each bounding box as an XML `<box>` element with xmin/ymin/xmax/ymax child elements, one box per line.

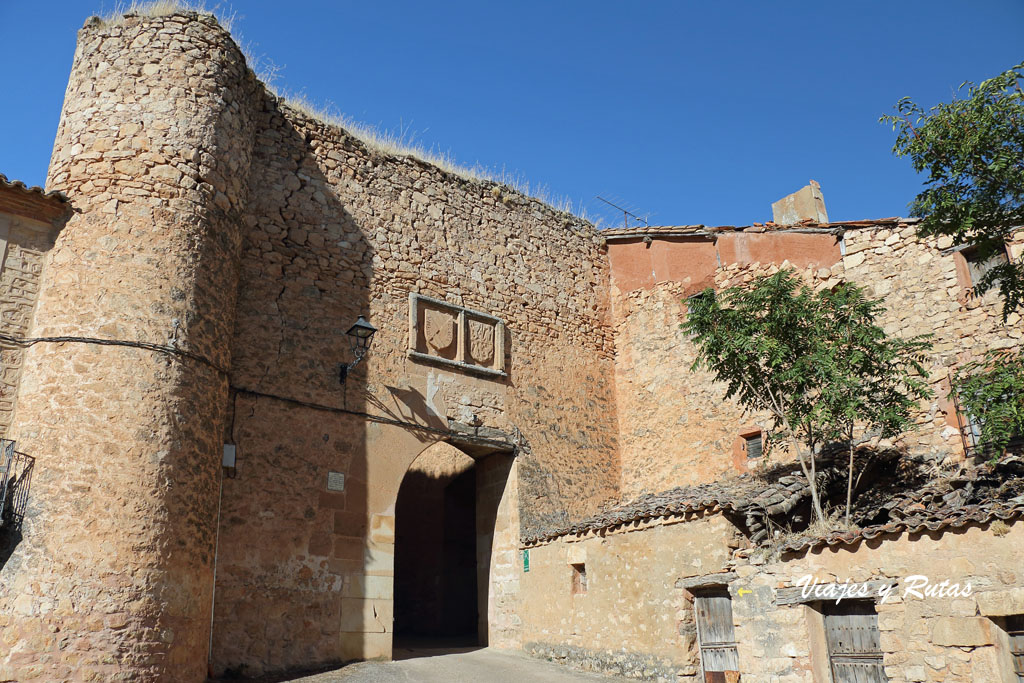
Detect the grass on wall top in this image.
<box><xmin>95</xmin><ymin>1</ymin><xmax>596</xmax><ymax>223</ymax></box>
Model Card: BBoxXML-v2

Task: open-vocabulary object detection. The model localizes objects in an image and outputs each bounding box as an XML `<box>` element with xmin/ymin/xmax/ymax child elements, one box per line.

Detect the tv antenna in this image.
<box><xmin>595</xmin><ymin>195</ymin><xmax>650</xmax><ymax>229</ymax></box>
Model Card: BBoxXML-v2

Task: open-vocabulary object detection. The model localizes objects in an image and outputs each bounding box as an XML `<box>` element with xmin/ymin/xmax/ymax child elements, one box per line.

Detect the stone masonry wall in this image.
<box><xmin>0</xmin><ymin>213</ymin><xmax>58</xmax><ymax>434</ymax></box>
<box><xmin>731</xmin><ymin>519</ymin><xmax>1024</xmax><ymax>682</ymax></box>
<box><xmin>519</xmin><ymin>512</ymin><xmax>736</xmax><ymax>681</ymax></box>
<box><xmin>1</xmin><ymin>11</ymin><xmax>622</xmax><ymax>678</ymax></box>
<box><xmin>610</xmin><ymin>224</ymin><xmax>1024</xmax><ymax>499</ymax></box>
<box><xmin>210</xmin><ymin>79</ymin><xmax>621</xmax><ymax>674</ymax></box>
<box><xmin>0</xmin><ymin>13</ymin><xmax>258</xmax><ymax>682</ymax></box>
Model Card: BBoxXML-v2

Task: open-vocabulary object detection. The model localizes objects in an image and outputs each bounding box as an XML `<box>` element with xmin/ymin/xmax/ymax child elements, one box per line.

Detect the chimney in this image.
<box><xmin>771</xmin><ymin>180</ymin><xmax>828</xmax><ymax>225</ymax></box>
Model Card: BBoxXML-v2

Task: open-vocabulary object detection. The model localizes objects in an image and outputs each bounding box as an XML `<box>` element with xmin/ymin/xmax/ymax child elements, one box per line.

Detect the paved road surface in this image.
<box><xmin>270</xmin><ymin>647</ymin><xmax>631</xmax><ymax>682</ymax></box>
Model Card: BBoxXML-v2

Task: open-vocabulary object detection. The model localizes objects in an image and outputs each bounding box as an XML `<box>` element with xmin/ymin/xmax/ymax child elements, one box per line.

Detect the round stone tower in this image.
<box><xmin>0</xmin><ymin>12</ymin><xmax>257</xmax><ymax>681</ymax></box>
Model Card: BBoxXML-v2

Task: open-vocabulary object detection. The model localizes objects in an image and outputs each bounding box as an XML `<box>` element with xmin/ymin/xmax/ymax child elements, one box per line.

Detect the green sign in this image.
<box><xmin>522</xmin><ymin>549</ymin><xmax>530</xmax><ymax>572</ymax></box>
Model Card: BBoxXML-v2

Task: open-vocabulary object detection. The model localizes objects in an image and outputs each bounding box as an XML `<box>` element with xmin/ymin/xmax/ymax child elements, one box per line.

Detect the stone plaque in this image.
<box><xmin>327</xmin><ymin>471</ymin><xmax>346</xmax><ymax>492</ymax></box>
<box><xmin>407</xmin><ymin>293</ymin><xmax>506</xmax><ymax>377</ymax></box>
<box><xmin>423</xmin><ymin>307</ymin><xmax>456</xmax><ymax>355</ymax></box>
<box><xmin>467</xmin><ymin>318</ymin><xmax>495</xmax><ymax>366</ymax></box>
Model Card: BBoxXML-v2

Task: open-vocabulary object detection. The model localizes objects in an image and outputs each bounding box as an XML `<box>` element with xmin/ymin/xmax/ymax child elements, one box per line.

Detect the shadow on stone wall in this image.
<box><xmin>210</xmin><ymin>90</ymin><xmax>376</xmax><ymax>678</ymax></box>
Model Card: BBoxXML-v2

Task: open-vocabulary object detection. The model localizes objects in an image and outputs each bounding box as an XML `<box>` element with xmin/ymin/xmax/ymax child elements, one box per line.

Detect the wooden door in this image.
<box><xmin>1005</xmin><ymin>616</ymin><xmax>1024</xmax><ymax>683</ymax></box>
<box><xmin>823</xmin><ymin>602</ymin><xmax>887</xmax><ymax>683</ymax></box>
<box><xmin>694</xmin><ymin>592</ymin><xmax>739</xmax><ymax>680</ymax></box>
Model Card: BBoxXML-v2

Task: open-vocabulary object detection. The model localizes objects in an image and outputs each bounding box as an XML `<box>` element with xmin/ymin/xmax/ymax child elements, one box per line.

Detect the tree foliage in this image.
<box><xmin>952</xmin><ymin>349</ymin><xmax>1024</xmax><ymax>460</ymax></box>
<box><xmin>881</xmin><ymin>62</ymin><xmax>1024</xmax><ymax>316</ymax></box>
<box><xmin>812</xmin><ymin>284</ymin><xmax>933</xmax><ymax>525</ymax></box>
<box><xmin>682</xmin><ymin>271</ymin><xmax>932</xmax><ymax>525</ymax></box>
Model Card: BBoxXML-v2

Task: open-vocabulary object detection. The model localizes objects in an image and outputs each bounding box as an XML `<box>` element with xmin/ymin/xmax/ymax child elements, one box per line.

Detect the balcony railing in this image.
<box><xmin>0</xmin><ymin>439</ymin><xmax>33</xmax><ymax>530</ymax></box>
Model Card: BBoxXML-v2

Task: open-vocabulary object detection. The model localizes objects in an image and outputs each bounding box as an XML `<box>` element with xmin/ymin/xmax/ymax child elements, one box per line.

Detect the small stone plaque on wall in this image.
<box><xmin>327</xmin><ymin>471</ymin><xmax>346</xmax><ymax>492</ymax></box>
<box><xmin>408</xmin><ymin>293</ymin><xmax>507</xmax><ymax>377</ymax></box>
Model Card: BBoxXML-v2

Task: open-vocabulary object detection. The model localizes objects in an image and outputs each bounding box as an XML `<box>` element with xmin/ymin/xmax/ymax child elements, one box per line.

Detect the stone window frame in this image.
<box><xmin>570</xmin><ymin>563</ymin><xmax>587</xmax><ymax>595</ymax></box>
<box><xmin>407</xmin><ymin>293</ymin><xmax>507</xmax><ymax>378</ymax></box>
<box><xmin>731</xmin><ymin>425</ymin><xmax>764</xmax><ymax>469</ymax></box>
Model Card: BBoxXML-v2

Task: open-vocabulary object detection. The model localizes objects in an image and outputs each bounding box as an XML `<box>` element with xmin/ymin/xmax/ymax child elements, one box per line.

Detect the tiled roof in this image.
<box><xmin>600</xmin><ymin>216</ymin><xmax>919</xmax><ymax>238</ymax></box>
<box><xmin>522</xmin><ymin>455</ymin><xmax>1024</xmax><ymax>552</ymax></box>
<box><xmin>776</xmin><ymin>459</ymin><xmax>1024</xmax><ymax>554</ymax></box>
<box><xmin>0</xmin><ymin>174</ymin><xmax>70</xmax><ymax>204</ymax></box>
<box><xmin>521</xmin><ymin>468</ymin><xmax>831</xmax><ymax>546</ymax></box>
<box><xmin>775</xmin><ymin>499</ymin><xmax>1024</xmax><ymax>555</ymax></box>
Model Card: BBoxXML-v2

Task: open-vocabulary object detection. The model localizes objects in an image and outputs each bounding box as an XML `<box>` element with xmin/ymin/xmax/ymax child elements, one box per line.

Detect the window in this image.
<box><xmin>744</xmin><ymin>432</ymin><xmax>763</xmax><ymax>459</ymax></box>
<box><xmin>694</xmin><ymin>590</ymin><xmax>739</xmax><ymax>679</ymax></box>
<box><xmin>1001</xmin><ymin>615</ymin><xmax>1024</xmax><ymax>683</ymax></box>
<box><xmin>571</xmin><ymin>563</ymin><xmax>587</xmax><ymax>594</ymax></box>
<box><xmin>964</xmin><ymin>246</ymin><xmax>1009</xmax><ymax>288</ymax></box>
<box><xmin>823</xmin><ymin>601</ymin><xmax>887</xmax><ymax>682</ymax></box>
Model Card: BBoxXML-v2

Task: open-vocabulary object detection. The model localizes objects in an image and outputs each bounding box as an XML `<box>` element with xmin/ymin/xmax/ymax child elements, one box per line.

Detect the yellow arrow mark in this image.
<box><xmin>737</xmin><ymin>588</ymin><xmax>752</xmax><ymax>597</ymax></box>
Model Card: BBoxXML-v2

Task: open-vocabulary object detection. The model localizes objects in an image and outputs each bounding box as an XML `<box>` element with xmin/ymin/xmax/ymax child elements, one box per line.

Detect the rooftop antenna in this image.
<box><xmin>595</xmin><ymin>195</ymin><xmax>650</xmax><ymax>229</ymax></box>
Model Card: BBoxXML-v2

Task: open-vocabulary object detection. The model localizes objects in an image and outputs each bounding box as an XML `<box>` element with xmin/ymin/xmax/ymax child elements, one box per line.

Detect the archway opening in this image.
<box><xmin>393</xmin><ymin>443</ymin><xmax>479</xmax><ymax>654</ymax></box>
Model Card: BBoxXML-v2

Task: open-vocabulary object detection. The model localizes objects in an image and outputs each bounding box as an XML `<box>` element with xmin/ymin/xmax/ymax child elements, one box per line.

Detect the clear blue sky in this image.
<box><xmin>2</xmin><ymin>1</ymin><xmax>1021</xmax><ymax>227</ymax></box>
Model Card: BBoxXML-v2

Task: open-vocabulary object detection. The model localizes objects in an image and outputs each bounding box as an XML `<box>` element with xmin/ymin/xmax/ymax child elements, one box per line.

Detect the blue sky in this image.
<box><xmin>2</xmin><ymin>1</ymin><xmax>1021</xmax><ymax>227</ymax></box>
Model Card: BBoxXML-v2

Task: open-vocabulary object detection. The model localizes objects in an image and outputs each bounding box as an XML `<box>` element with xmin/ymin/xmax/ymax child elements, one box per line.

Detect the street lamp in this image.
<box><xmin>339</xmin><ymin>315</ymin><xmax>377</xmax><ymax>383</ymax></box>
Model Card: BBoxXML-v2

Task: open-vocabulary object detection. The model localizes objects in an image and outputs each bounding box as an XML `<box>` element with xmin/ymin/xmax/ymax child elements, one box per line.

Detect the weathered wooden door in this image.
<box><xmin>694</xmin><ymin>592</ymin><xmax>739</xmax><ymax>682</ymax></box>
<box><xmin>1006</xmin><ymin>615</ymin><xmax>1024</xmax><ymax>683</ymax></box>
<box><xmin>823</xmin><ymin>602</ymin><xmax>887</xmax><ymax>683</ymax></box>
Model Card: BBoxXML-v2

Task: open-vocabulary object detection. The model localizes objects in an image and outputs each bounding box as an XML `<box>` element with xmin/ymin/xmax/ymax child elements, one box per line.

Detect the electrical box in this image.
<box><xmin>222</xmin><ymin>444</ymin><xmax>236</xmax><ymax>469</ymax></box>
<box><xmin>327</xmin><ymin>471</ymin><xmax>346</xmax><ymax>492</ymax></box>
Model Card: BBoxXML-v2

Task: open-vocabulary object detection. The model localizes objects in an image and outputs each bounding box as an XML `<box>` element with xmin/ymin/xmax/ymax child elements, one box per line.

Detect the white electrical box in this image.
<box><xmin>222</xmin><ymin>444</ymin><xmax>236</xmax><ymax>469</ymax></box>
<box><xmin>327</xmin><ymin>471</ymin><xmax>346</xmax><ymax>492</ymax></box>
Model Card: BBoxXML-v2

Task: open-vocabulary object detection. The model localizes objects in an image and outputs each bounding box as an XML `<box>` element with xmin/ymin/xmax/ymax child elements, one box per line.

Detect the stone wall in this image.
<box><xmin>1</xmin><ymin>10</ymin><xmax>622</xmax><ymax>681</ymax></box>
<box><xmin>518</xmin><ymin>512</ymin><xmax>736</xmax><ymax>681</ymax></box>
<box><xmin>0</xmin><ymin>212</ymin><xmax>60</xmax><ymax>434</ymax></box>
<box><xmin>731</xmin><ymin>519</ymin><xmax>1024</xmax><ymax>682</ymax></box>
<box><xmin>608</xmin><ymin>224</ymin><xmax>1024</xmax><ymax>499</ymax></box>
<box><xmin>209</xmin><ymin>63</ymin><xmax>620</xmax><ymax>676</ymax></box>
<box><xmin>1</xmin><ymin>12</ymin><xmax>259</xmax><ymax>681</ymax></box>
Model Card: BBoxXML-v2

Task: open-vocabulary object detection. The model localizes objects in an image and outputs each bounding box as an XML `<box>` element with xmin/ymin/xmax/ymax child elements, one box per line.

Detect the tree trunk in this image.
<box><xmin>846</xmin><ymin>438</ymin><xmax>855</xmax><ymax>529</ymax></box>
<box><xmin>791</xmin><ymin>436</ymin><xmax>825</xmax><ymax>523</ymax></box>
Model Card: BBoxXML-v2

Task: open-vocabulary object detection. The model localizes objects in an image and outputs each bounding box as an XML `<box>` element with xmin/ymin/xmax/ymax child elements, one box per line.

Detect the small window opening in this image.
<box><xmin>571</xmin><ymin>563</ymin><xmax>587</xmax><ymax>594</ymax></box>
<box><xmin>964</xmin><ymin>246</ymin><xmax>1009</xmax><ymax>288</ymax></box>
<box><xmin>744</xmin><ymin>432</ymin><xmax>763</xmax><ymax>459</ymax></box>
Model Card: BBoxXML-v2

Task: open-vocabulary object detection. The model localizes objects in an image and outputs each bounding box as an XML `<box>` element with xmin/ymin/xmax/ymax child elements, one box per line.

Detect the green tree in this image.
<box><xmin>952</xmin><ymin>349</ymin><xmax>1024</xmax><ymax>460</ymax></box>
<box><xmin>682</xmin><ymin>271</ymin><xmax>932</xmax><ymax>525</ymax></box>
<box><xmin>815</xmin><ymin>285</ymin><xmax>932</xmax><ymax>526</ymax></box>
<box><xmin>882</xmin><ymin>62</ymin><xmax>1024</xmax><ymax>317</ymax></box>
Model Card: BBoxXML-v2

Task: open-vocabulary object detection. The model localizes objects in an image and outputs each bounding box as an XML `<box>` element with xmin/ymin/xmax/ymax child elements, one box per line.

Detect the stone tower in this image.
<box><xmin>0</xmin><ymin>12</ymin><xmax>257</xmax><ymax>680</ymax></box>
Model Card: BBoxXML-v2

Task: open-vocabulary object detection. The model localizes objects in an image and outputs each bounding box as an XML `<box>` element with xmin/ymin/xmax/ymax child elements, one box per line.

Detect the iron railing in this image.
<box><xmin>0</xmin><ymin>438</ymin><xmax>33</xmax><ymax>530</ymax></box>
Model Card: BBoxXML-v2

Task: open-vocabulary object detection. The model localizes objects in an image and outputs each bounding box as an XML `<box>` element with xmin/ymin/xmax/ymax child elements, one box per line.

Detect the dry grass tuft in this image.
<box><xmin>756</xmin><ymin>508</ymin><xmax>849</xmax><ymax>562</ymax></box>
<box><xmin>991</xmin><ymin>519</ymin><xmax>1011</xmax><ymax>536</ymax></box>
<box><xmin>277</xmin><ymin>92</ymin><xmax>595</xmax><ymax>222</ymax></box>
<box><xmin>98</xmin><ymin>0</ymin><xmax>223</xmax><ymax>26</ymax></box>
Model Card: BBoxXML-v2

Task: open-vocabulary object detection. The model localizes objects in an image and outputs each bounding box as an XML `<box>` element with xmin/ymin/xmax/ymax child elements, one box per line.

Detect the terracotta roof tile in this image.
<box><xmin>522</xmin><ymin>455</ymin><xmax>1024</xmax><ymax>551</ymax></box>
<box><xmin>0</xmin><ymin>174</ymin><xmax>70</xmax><ymax>204</ymax></box>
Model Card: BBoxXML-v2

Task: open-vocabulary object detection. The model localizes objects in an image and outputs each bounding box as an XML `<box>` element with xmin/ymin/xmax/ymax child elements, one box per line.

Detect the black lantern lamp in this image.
<box><xmin>339</xmin><ymin>315</ymin><xmax>377</xmax><ymax>383</ymax></box>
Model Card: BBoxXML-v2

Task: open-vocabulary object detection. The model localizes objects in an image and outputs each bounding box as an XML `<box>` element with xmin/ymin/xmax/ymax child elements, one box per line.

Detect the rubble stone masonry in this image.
<box><xmin>608</xmin><ymin>224</ymin><xmax>1024</xmax><ymax>498</ymax></box>
<box><xmin>0</xmin><ymin>211</ymin><xmax>60</xmax><ymax>434</ymax></box>
<box><xmin>3</xmin><ymin>8</ymin><xmax>1023</xmax><ymax>683</ymax></box>
<box><xmin>731</xmin><ymin>522</ymin><xmax>1024</xmax><ymax>683</ymax></box>
<box><xmin>0</xmin><ymin>10</ymin><xmax>620</xmax><ymax>681</ymax></box>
